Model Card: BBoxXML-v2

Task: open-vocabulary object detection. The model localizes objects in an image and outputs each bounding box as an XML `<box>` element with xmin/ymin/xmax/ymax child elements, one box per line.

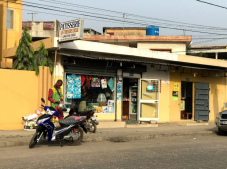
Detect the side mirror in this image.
<box><xmin>41</xmin><ymin>98</ymin><xmax>45</xmax><ymax>103</ymax></box>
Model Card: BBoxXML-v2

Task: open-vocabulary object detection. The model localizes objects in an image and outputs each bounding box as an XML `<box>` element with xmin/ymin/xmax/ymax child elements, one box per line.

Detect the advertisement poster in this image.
<box><xmin>117</xmin><ymin>94</ymin><xmax>122</xmax><ymax>100</ymax></box>
<box><xmin>172</xmin><ymin>91</ymin><xmax>178</xmax><ymax>101</ymax></box>
<box><xmin>117</xmin><ymin>84</ymin><xmax>122</xmax><ymax>94</ymax></box>
<box><xmin>174</xmin><ymin>83</ymin><xmax>180</xmax><ymax>91</ymax></box>
<box><xmin>147</xmin><ymin>81</ymin><xmax>153</xmax><ymax>91</ymax></box>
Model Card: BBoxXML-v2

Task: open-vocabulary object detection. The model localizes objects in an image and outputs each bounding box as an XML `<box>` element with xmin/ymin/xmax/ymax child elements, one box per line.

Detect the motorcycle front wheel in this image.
<box><xmin>29</xmin><ymin>132</ymin><xmax>40</xmax><ymax>148</ymax></box>
<box><xmin>89</xmin><ymin>122</ymin><xmax>97</xmax><ymax>133</ymax></box>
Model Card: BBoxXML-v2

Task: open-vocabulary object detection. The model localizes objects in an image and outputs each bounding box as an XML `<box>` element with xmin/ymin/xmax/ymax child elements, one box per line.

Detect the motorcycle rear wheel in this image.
<box><xmin>29</xmin><ymin>132</ymin><xmax>39</xmax><ymax>148</ymax></box>
<box><xmin>69</xmin><ymin>127</ymin><xmax>83</xmax><ymax>146</ymax></box>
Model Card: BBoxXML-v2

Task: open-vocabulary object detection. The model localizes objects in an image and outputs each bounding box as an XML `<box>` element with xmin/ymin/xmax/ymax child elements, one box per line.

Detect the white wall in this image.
<box><xmin>142</xmin><ymin>65</ymin><xmax>170</xmax><ymax>84</ymax></box>
<box><xmin>137</xmin><ymin>42</ymin><xmax>186</xmax><ymax>55</ymax></box>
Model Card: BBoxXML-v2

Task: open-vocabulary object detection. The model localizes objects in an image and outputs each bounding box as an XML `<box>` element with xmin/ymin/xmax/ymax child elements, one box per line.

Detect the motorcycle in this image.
<box><xmin>29</xmin><ymin>98</ymin><xmax>87</xmax><ymax>148</ymax></box>
<box><xmin>69</xmin><ymin>101</ymin><xmax>99</xmax><ymax>133</ymax></box>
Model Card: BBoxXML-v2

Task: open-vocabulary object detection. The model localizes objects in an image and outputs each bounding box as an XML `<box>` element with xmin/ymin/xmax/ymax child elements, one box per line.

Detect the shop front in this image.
<box><xmin>169</xmin><ymin>67</ymin><xmax>227</xmax><ymax>122</ymax></box>
<box><xmin>62</xmin><ymin>56</ymin><xmax>162</xmax><ymax>123</ymax></box>
<box><xmin>62</xmin><ymin>57</ymin><xmax>119</xmax><ymax>121</ymax></box>
<box><xmin>122</xmin><ymin>73</ymin><xmax>161</xmax><ymax>123</ymax></box>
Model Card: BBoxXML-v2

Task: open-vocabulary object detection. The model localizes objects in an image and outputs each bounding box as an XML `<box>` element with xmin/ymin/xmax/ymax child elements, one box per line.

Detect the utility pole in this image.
<box><xmin>183</xmin><ymin>29</ymin><xmax>186</xmax><ymax>36</ymax></box>
<box><xmin>64</xmin><ymin>0</ymin><xmax>67</xmax><ymax>22</ymax></box>
<box><xmin>28</xmin><ymin>13</ymin><xmax>38</xmax><ymax>21</ymax></box>
<box><xmin>123</xmin><ymin>13</ymin><xmax>126</xmax><ymax>34</ymax></box>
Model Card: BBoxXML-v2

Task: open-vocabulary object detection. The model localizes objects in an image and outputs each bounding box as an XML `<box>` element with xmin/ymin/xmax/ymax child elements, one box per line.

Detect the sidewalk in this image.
<box><xmin>0</xmin><ymin>123</ymin><xmax>218</xmax><ymax>148</ymax></box>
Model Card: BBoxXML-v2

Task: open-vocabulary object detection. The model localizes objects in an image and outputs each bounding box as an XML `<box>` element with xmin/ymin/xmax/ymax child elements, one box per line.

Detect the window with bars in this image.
<box><xmin>6</xmin><ymin>8</ymin><xmax>14</xmax><ymax>30</ymax></box>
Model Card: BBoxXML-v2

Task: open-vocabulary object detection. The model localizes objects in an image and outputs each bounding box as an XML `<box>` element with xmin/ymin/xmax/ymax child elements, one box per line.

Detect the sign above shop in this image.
<box><xmin>59</xmin><ymin>19</ymin><xmax>84</xmax><ymax>42</ymax></box>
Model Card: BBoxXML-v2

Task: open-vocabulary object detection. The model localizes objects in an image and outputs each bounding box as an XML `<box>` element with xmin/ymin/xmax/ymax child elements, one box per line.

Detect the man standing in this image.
<box><xmin>48</xmin><ymin>80</ymin><xmax>64</xmax><ymax>119</ymax></box>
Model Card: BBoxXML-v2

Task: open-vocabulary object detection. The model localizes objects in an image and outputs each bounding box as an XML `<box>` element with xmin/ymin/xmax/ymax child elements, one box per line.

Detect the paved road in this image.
<box><xmin>0</xmin><ymin>135</ymin><xmax>226</xmax><ymax>169</ymax></box>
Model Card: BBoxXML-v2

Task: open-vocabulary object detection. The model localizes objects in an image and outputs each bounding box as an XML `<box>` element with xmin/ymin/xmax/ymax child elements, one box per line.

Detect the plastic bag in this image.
<box><xmin>22</xmin><ymin>114</ymin><xmax>38</xmax><ymax>121</ymax></box>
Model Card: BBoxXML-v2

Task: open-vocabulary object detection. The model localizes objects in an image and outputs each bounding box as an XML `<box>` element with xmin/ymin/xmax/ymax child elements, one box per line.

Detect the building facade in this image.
<box><xmin>0</xmin><ymin>0</ymin><xmax>22</xmax><ymax>69</ymax></box>
<box><xmin>2</xmin><ymin>18</ymin><xmax>227</xmax><ymax>129</ymax></box>
<box><xmin>3</xmin><ymin>36</ymin><xmax>227</xmax><ymax>130</ymax></box>
<box><xmin>22</xmin><ymin>20</ymin><xmax>101</xmax><ymax>42</ymax></box>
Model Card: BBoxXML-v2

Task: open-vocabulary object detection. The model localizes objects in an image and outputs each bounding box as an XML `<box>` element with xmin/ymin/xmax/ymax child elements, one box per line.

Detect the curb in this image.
<box><xmin>0</xmin><ymin>131</ymin><xmax>216</xmax><ymax>148</ymax></box>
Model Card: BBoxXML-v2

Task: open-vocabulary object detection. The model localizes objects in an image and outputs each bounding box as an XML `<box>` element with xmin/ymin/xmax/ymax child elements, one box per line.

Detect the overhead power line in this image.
<box><xmin>17</xmin><ymin>0</ymin><xmax>226</xmax><ymax>31</ymax></box>
<box><xmin>39</xmin><ymin>0</ymin><xmax>227</xmax><ymax>31</ymax></box>
<box><xmin>14</xmin><ymin>0</ymin><xmax>227</xmax><ymax>32</ymax></box>
<box><xmin>6</xmin><ymin>0</ymin><xmax>227</xmax><ymax>36</ymax></box>
<box><xmin>3</xmin><ymin>0</ymin><xmax>227</xmax><ymax>40</ymax></box>
<box><xmin>196</xmin><ymin>0</ymin><xmax>227</xmax><ymax>10</ymax></box>
<box><xmin>193</xmin><ymin>38</ymin><xmax>227</xmax><ymax>45</ymax></box>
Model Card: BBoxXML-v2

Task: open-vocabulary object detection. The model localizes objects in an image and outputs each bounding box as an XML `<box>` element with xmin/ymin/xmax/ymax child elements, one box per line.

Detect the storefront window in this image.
<box><xmin>64</xmin><ymin>73</ymin><xmax>115</xmax><ymax>114</ymax></box>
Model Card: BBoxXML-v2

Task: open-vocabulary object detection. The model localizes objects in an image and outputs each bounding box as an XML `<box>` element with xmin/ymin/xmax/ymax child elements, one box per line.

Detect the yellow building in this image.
<box><xmin>3</xmin><ymin>36</ymin><xmax>227</xmax><ymax>130</ymax></box>
<box><xmin>2</xmin><ymin>20</ymin><xmax>227</xmax><ymax>130</ymax></box>
<box><xmin>0</xmin><ymin>0</ymin><xmax>22</xmax><ymax>68</ymax></box>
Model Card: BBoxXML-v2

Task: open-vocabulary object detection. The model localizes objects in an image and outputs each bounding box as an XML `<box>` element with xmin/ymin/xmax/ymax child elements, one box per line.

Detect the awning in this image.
<box><xmin>59</xmin><ymin>40</ymin><xmax>227</xmax><ymax>72</ymax></box>
<box><xmin>58</xmin><ymin>50</ymin><xmax>227</xmax><ymax>72</ymax></box>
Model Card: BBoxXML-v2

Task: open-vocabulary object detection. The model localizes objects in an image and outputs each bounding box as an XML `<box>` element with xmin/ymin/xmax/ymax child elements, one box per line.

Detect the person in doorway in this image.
<box><xmin>48</xmin><ymin>80</ymin><xmax>64</xmax><ymax>120</ymax></box>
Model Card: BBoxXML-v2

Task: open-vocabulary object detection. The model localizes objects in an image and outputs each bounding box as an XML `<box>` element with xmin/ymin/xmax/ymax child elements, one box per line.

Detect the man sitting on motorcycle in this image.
<box><xmin>48</xmin><ymin>80</ymin><xmax>64</xmax><ymax>120</ymax></box>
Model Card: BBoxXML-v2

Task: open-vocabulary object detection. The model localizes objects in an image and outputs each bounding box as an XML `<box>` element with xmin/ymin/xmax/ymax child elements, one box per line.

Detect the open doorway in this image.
<box><xmin>181</xmin><ymin>82</ymin><xmax>193</xmax><ymax>120</ymax></box>
<box><xmin>122</xmin><ymin>78</ymin><xmax>138</xmax><ymax>121</ymax></box>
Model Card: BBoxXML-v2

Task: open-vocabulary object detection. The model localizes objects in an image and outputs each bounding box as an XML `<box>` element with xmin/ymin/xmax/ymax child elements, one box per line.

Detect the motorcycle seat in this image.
<box><xmin>59</xmin><ymin>116</ymin><xmax>82</xmax><ymax>126</ymax></box>
<box><xmin>76</xmin><ymin>110</ymin><xmax>93</xmax><ymax>116</ymax></box>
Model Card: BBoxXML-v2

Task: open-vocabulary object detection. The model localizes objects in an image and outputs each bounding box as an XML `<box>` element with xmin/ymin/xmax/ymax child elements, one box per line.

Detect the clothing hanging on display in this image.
<box><xmin>91</xmin><ymin>77</ymin><xmax>101</xmax><ymax>87</ymax></box>
<box><xmin>80</xmin><ymin>75</ymin><xmax>85</xmax><ymax>86</ymax></box>
<box><xmin>67</xmin><ymin>74</ymin><xmax>81</xmax><ymax>99</ymax></box>
<box><xmin>101</xmin><ymin>79</ymin><xmax>107</xmax><ymax>89</ymax></box>
<box><xmin>85</xmin><ymin>75</ymin><xmax>92</xmax><ymax>89</ymax></box>
<box><xmin>108</xmin><ymin>78</ymin><xmax>114</xmax><ymax>91</ymax></box>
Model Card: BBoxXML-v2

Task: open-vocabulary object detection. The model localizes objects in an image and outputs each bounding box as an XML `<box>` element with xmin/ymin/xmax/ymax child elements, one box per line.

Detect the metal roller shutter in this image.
<box><xmin>64</xmin><ymin>65</ymin><xmax>117</xmax><ymax>77</ymax></box>
<box><xmin>64</xmin><ymin>57</ymin><xmax>118</xmax><ymax>76</ymax></box>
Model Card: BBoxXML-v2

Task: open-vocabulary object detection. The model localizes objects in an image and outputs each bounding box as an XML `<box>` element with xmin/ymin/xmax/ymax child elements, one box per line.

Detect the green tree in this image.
<box><xmin>33</xmin><ymin>41</ymin><xmax>54</xmax><ymax>75</ymax></box>
<box><xmin>12</xmin><ymin>25</ymin><xmax>34</xmax><ymax>70</ymax></box>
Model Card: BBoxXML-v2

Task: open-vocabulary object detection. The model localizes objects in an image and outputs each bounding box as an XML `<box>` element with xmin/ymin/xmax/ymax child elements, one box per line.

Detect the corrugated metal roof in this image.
<box><xmin>191</xmin><ymin>44</ymin><xmax>227</xmax><ymax>49</ymax></box>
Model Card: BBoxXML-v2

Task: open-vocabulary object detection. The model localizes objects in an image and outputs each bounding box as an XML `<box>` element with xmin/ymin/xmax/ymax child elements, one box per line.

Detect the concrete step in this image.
<box><xmin>126</xmin><ymin>124</ymin><xmax>158</xmax><ymax>128</ymax></box>
<box><xmin>178</xmin><ymin>122</ymin><xmax>209</xmax><ymax>126</ymax></box>
<box><xmin>125</xmin><ymin>120</ymin><xmax>139</xmax><ymax>125</ymax></box>
<box><xmin>98</xmin><ymin>121</ymin><xmax>125</xmax><ymax>128</ymax></box>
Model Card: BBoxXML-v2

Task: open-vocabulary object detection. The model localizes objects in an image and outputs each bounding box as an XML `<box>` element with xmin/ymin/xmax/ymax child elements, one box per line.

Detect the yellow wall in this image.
<box><xmin>142</xmin><ymin>65</ymin><xmax>170</xmax><ymax>122</ymax></box>
<box><xmin>169</xmin><ymin>67</ymin><xmax>226</xmax><ymax>122</ymax></box>
<box><xmin>0</xmin><ymin>69</ymin><xmax>38</xmax><ymax>130</ymax></box>
<box><xmin>0</xmin><ymin>0</ymin><xmax>22</xmax><ymax>66</ymax></box>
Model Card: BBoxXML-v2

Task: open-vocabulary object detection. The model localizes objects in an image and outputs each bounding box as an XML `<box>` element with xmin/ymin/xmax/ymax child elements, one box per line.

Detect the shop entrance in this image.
<box><xmin>122</xmin><ymin>78</ymin><xmax>139</xmax><ymax>121</ymax></box>
<box><xmin>138</xmin><ymin>79</ymin><xmax>160</xmax><ymax>122</ymax></box>
<box><xmin>181</xmin><ymin>82</ymin><xmax>193</xmax><ymax>120</ymax></box>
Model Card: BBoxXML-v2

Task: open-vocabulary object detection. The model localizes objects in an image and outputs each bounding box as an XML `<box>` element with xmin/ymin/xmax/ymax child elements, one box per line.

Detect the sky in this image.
<box><xmin>21</xmin><ymin>0</ymin><xmax>227</xmax><ymax>45</ymax></box>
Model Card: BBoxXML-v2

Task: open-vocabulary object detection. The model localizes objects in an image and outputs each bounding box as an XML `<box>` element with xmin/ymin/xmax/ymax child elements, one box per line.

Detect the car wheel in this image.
<box><xmin>218</xmin><ymin>128</ymin><xmax>227</xmax><ymax>135</ymax></box>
